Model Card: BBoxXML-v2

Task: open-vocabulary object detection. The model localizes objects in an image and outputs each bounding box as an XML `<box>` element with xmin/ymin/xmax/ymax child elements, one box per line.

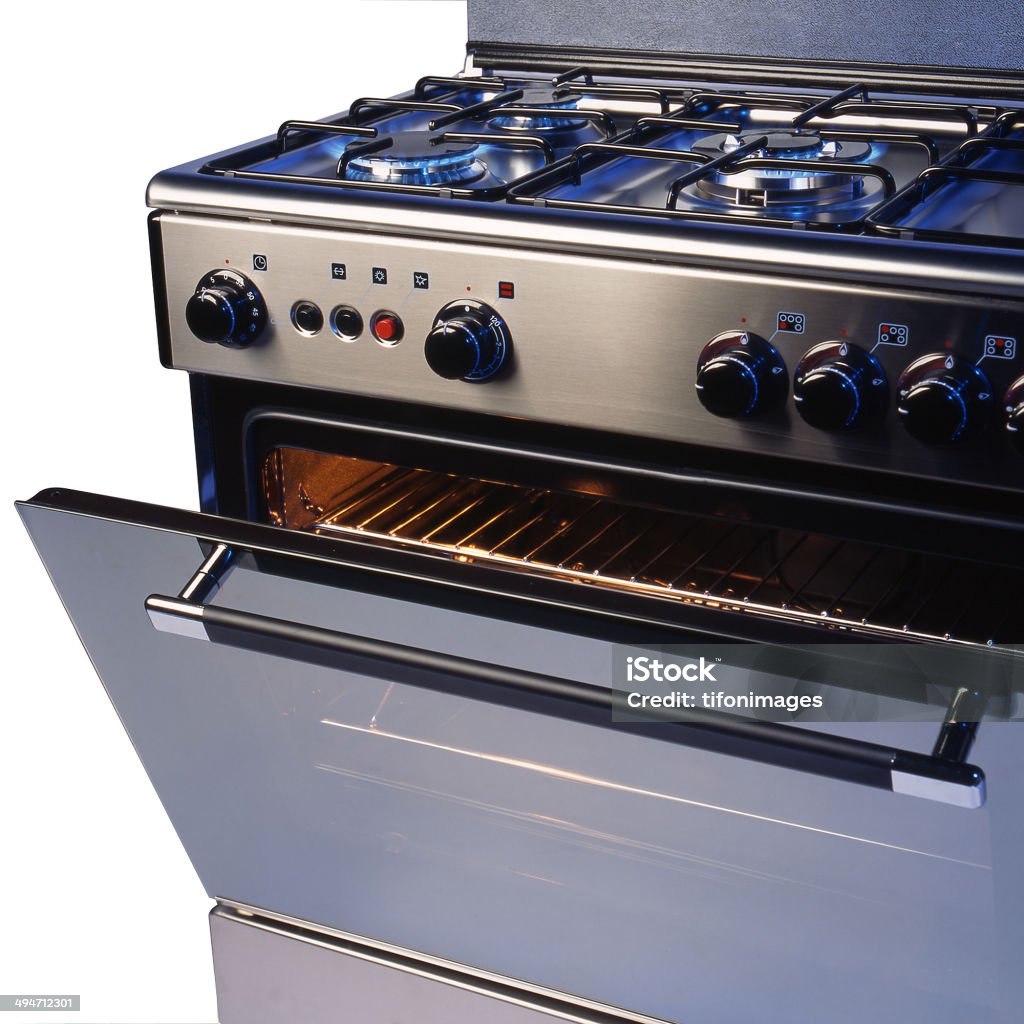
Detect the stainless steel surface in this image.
<box><xmin>210</xmin><ymin>903</ymin><xmax>668</xmax><ymax>1024</ymax></box>
<box><xmin>146</xmin><ymin>595</ymin><xmax>208</xmax><ymax>640</ymax></box>
<box><xmin>892</xmin><ymin>767</ymin><xmax>986</xmax><ymax>808</ymax></box>
<box><xmin>19</xmin><ymin>493</ymin><xmax>1021</xmax><ymax>1023</ymax></box>
<box><xmin>147</xmin><ymin>168</ymin><xmax>1024</xmax><ymax>297</ymax></box>
<box><xmin>177</xmin><ymin>543</ymin><xmax>233</xmax><ymax>604</ymax></box>
<box><xmin>159</xmin><ymin>213</ymin><xmax>1024</xmax><ymax>492</ymax></box>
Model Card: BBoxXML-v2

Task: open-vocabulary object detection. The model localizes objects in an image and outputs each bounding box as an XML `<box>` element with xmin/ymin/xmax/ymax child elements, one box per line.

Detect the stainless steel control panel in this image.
<box><xmin>158</xmin><ymin>213</ymin><xmax>1023</xmax><ymax>491</ymax></box>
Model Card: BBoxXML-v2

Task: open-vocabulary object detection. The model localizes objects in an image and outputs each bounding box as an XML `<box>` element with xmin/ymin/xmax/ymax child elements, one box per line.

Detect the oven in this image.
<box><xmin>16</xmin><ymin>0</ymin><xmax>1024</xmax><ymax>1018</ymax></box>
<box><xmin>19</xmin><ymin>364</ymin><xmax>1024</xmax><ymax>1024</ymax></box>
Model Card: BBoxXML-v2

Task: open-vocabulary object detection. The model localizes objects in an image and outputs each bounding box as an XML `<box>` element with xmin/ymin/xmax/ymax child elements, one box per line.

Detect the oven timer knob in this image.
<box><xmin>425</xmin><ymin>300</ymin><xmax>512</xmax><ymax>382</ymax></box>
<box><xmin>695</xmin><ymin>331</ymin><xmax>787</xmax><ymax>418</ymax></box>
<box><xmin>793</xmin><ymin>342</ymin><xmax>889</xmax><ymax>431</ymax></box>
<box><xmin>896</xmin><ymin>353</ymin><xmax>993</xmax><ymax>446</ymax></box>
<box><xmin>185</xmin><ymin>270</ymin><xmax>267</xmax><ymax>348</ymax></box>
<box><xmin>1004</xmin><ymin>377</ymin><xmax>1024</xmax><ymax>455</ymax></box>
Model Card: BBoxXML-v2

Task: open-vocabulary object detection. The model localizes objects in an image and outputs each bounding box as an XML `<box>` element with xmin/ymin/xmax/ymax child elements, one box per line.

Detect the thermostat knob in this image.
<box><xmin>695</xmin><ymin>331</ymin><xmax>787</xmax><ymax>417</ymax></box>
<box><xmin>425</xmin><ymin>300</ymin><xmax>512</xmax><ymax>382</ymax></box>
<box><xmin>185</xmin><ymin>270</ymin><xmax>267</xmax><ymax>348</ymax></box>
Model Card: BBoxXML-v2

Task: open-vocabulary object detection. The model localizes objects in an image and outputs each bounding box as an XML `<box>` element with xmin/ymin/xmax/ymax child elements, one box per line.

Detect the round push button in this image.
<box><xmin>291</xmin><ymin>301</ymin><xmax>324</xmax><ymax>335</ymax></box>
<box><xmin>330</xmin><ymin>305</ymin><xmax>363</xmax><ymax>341</ymax></box>
<box><xmin>371</xmin><ymin>311</ymin><xmax>404</xmax><ymax>346</ymax></box>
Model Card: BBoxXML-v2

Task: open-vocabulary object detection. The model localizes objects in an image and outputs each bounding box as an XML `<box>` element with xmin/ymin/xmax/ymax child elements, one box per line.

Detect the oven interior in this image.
<box><xmin>259</xmin><ymin>444</ymin><xmax>1021</xmax><ymax>654</ymax></box>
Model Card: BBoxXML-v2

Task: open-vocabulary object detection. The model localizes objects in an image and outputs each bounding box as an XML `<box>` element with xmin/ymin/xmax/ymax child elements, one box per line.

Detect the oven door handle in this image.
<box><xmin>145</xmin><ymin>584</ymin><xmax>985</xmax><ymax>809</ymax></box>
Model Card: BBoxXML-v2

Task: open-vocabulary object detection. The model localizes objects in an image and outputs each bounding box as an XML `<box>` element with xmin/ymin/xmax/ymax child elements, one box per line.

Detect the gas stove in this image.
<box><xmin>150</xmin><ymin>60</ymin><xmax>1024</xmax><ymax>498</ymax></box>
<box><xmin>18</xmin><ymin>6</ymin><xmax>1024</xmax><ymax>1024</ymax></box>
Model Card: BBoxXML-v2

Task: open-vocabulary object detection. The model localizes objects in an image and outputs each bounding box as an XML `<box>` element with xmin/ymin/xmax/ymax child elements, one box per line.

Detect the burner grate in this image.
<box><xmin>508</xmin><ymin>82</ymin><xmax>958</xmax><ymax>230</ymax></box>
<box><xmin>866</xmin><ymin>111</ymin><xmax>1024</xmax><ymax>247</ymax></box>
<box><xmin>200</xmin><ymin>71</ymin><xmax>1019</xmax><ymax>232</ymax></box>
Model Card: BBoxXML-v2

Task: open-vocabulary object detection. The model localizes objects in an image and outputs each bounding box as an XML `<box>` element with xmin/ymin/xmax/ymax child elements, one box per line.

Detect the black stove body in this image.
<box><xmin>18</xmin><ymin>3</ymin><xmax>1024</xmax><ymax>1023</ymax></box>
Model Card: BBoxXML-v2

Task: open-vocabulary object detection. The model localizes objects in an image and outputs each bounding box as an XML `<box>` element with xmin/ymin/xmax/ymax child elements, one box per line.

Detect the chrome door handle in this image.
<box><xmin>145</xmin><ymin>546</ymin><xmax>986</xmax><ymax>809</ymax></box>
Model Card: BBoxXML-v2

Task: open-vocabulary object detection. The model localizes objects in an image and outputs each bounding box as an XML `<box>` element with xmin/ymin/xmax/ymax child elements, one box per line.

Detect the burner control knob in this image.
<box><xmin>1004</xmin><ymin>377</ymin><xmax>1024</xmax><ymax>454</ymax></box>
<box><xmin>185</xmin><ymin>270</ymin><xmax>267</xmax><ymax>348</ymax></box>
<box><xmin>897</xmin><ymin>354</ymin><xmax>993</xmax><ymax>446</ymax></box>
<box><xmin>424</xmin><ymin>300</ymin><xmax>512</xmax><ymax>382</ymax></box>
<box><xmin>793</xmin><ymin>341</ymin><xmax>889</xmax><ymax>431</ymax></box>
<box><xmin>695</xmin><ymin>331</ymin><xmax>787</xmax><ymax>417</ymax></box>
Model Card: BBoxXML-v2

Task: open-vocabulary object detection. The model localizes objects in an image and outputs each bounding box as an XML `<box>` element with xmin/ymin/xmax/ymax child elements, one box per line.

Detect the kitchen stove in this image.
<box><xmin>147</xmin><ymin>62</ymin><xmax>1024</xmax><ymax>494</ymax></box>
<box><xmin>16</xmin><ymin>3</ymin><xmax>1024</xmax><ymax>1023</ymax></box>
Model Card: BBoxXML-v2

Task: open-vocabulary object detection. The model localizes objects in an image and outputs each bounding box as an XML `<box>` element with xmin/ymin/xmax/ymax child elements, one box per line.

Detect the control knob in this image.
<box><xmin>1004</xmin><ymin>377</ymin><xmax>1024</xmax><ymax>454</ymax></box>
<box><xmin>793</xmin><ymin>341</ymin><xmax>889</xmax><ymax>431</ymax></box>
<box><xmin>185</xmin><ymin>269</ymin><xmax>267</xmax><ymax>348</ymax></box>
<box><xmin>896</xmin><ymin>353</ymin><xmax>993</xmax><ymax>445</ymax></box>
<box><xmin>695</xmin><ymin>331</ymin><xmax>787</xmax><ymax>418</ymax></box>
<box><xmin>424</xmin><ymin>300</ymin><xmax>512</xmax><ymax>382</ymax></box>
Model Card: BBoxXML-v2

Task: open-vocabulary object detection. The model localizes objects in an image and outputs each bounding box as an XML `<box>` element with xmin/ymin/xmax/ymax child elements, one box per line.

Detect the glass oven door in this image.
<box><xmin>17</xmin><ymin>487</ymin><xmax>1023</xmax><ymax>1024</ymax></box>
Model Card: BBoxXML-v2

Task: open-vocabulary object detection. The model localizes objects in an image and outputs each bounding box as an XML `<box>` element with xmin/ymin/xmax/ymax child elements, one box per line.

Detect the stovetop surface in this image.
<box><xmin>194</xmin><ymin>69</ymin><xmax>1024</xmax><ymax>251</ymax></box>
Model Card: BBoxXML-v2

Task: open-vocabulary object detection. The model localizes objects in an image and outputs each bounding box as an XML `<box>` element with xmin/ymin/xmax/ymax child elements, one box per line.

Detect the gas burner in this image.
<box><xmin>343</xmin><ymin>132</ymin><xmax>487</xmax><ymax>186</ymax></box>
<box><xmin>490</xmin><ymin>88</ymin><xmax>585</xmax><ymax>130</ymax></box>
<box><xmin>685</xmin><ymin>129</ymin><xmax>875</xmax><ymax>208</ymax></box>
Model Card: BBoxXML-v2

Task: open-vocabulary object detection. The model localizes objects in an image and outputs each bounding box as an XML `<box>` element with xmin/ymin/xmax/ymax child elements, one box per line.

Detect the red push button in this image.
<box><xmin>371</xmin><ymin>311</ymin><xmax>403</xmax><ymax>346</ymax></box>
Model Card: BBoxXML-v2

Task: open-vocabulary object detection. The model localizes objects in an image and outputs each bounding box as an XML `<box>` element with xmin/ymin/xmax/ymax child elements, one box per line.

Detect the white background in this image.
<box><xmin>1</xmin><ymin>3</ymin><xmax>464</xmax><ymax>1021</ymax></box>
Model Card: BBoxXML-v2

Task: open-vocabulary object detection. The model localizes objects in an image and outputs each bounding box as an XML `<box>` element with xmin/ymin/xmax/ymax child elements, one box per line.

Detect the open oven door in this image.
<box><xmin>17</xmin><ymin>487</ymin><xmax>1024</xmax><ymax>1024</ymax></box>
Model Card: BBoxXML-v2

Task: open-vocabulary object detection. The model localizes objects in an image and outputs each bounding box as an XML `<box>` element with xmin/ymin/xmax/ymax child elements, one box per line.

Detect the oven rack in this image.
<box><xmin>308</xmin><ymin>465</ymin><xmax>1020</xmax><ymax>654</ymax></box>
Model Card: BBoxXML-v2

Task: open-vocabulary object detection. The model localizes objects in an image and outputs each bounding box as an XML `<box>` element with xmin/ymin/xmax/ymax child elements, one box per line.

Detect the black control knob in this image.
<box><xmin>896</xmin><ymin>353</ymin><xmax>993</xmax><ymax>446</ymax></box>
<box><xmin>425</xmin><ymin>300</ymin><xmax>512</xmax><ymax>382</ymax></box>
<box><xmin>185</xmin><ymin>269</ymin><xmax>267</xmax><ymax>348</ymax></box>
<box><xmin>1004</xmin><ymin>377</ymin><xmax>1024</xmax><ymax>454</ymax></box>
<box><xmin>695</xmin><ymin>331</ymin><xmax>787</xmax><ymax>418</ymax></box>
<box><xmin>793</xmin><ymin>341</ymin><xmax>889</xmax><ymax>431</ymax></box>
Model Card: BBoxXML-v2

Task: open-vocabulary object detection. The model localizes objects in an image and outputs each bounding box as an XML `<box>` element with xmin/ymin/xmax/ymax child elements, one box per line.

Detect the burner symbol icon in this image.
<box><xmin>877</xmin><ymin>322</ymin><xmax>909</xmax><ymax>347</ymax></box>
<box><xmin>776</xmin><ymin>311</ymin><xmax>805</xmax><ymax>334</ymax></box>
<box><xmin>984</xmin><ymin>335</ymin><xmax>1016</xmax><ymax>360</ymax></box>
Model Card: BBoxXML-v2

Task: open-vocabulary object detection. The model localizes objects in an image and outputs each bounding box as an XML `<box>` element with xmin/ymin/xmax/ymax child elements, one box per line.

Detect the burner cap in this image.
<box><xmin>344</xmin><ymin>132</ymin><xmax>486</xmax><ymax>186</ymax></box>
<box><xmin>491</xmin><ymin>88</ymin><xmax>585</xmax><ymax>130</ymax></box>
<box><xmin>685</xmin><ymin>129</ymin><xmax>874</xmax><ymax>208</ymax></box>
